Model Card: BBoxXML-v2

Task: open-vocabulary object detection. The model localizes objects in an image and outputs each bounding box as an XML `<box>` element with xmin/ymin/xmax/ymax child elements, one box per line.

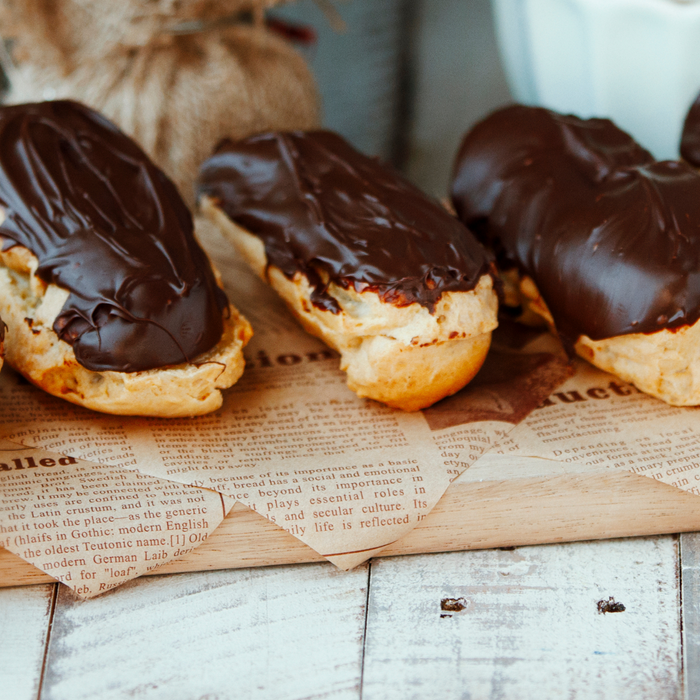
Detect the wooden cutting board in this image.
<box><xmin>2</xmin><ymin>455</ymin><xmax>699</xmax><ymax>587</ymax></box>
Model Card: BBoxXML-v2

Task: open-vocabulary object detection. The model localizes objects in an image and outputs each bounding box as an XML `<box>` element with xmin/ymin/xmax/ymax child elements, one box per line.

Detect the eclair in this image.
<box><xmin>451</xmin><ymin>104</ymin><xmax>700</xmax><ymax>406</ymax></box>
<box><xmin>198</xmin><ymin>131</ymin><xmax>498</xmax><ymax>411</ymax></box>
<box><xmin>0</xmin><ymin>100</ymin><xmax>251</xmax><ymax>417</ymax></box>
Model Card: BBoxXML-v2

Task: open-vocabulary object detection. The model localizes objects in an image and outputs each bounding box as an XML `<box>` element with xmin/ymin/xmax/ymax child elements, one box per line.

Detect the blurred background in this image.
<box><xmin>7</xmin><ymin>0</ymin><xmax>696</xmax><ymax>201</ymax></box>
<box><xmin>273</xmin><ymin>0</ymin><xmax>700</xmax><ymax>197</ymax></box>
<box><xmin>271</xmin><ymin>0</ymin><xmax>512</xmax><ymax>198</ymax></box>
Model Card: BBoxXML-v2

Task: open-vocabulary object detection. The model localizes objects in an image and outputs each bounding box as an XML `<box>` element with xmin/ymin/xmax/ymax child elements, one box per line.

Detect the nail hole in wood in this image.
<box><xmin>597</xmin><ymin>597</ymin><xmax>626</xmax><ymax>614</ymax></box>
<box><xmin>441</xmin><ymin>597</ymin><xmax>468</xmax><ymax>613</ymax></box>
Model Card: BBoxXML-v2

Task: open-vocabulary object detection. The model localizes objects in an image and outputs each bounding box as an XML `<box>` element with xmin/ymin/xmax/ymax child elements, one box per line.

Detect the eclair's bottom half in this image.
<box><xmin>201</xmin><ymin>196</ymin><xmax>498</xmax><ymax>412</ymax></box>
<box><xmin>508</xmin><ymin>270</ymin><xmax>700</xmax><ymax>406</ymax></box>
<box><xmin>0</xmin><ymin>237</ymin><xmax>252</xmax><ymax>417</ymax></box>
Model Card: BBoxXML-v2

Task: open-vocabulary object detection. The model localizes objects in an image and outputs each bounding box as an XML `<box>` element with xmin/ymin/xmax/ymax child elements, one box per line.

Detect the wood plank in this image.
<box><xmin>0</xmin><ymin>583</ymin><xmax>56</xmax><ymax>700</ymax></box>
<box><xmin>361</xmin><ymin>537</ymin><xmax>682</xmax><ymax>699</ymax></box>
<box><xmin>39</xmin><ymin>563</ymin><xmax>368</xmax><ymax>700</ymax></box>
<box><xmin>681</xmin><ymin>532</ymin><xmax>700</xmax><ymax>700</ymax></box>
<box><xmin>2</xmin><ymin>459</ymin><xmax>700</xmax><ymax>588</ymax></box>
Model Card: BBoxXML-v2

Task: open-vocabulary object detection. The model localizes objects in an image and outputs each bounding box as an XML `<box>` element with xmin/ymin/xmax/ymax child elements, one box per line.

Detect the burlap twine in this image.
<box><xmin>0</xmin><ymin>0</ymin><xmax>320</xmax><ymax>203</ymax></box>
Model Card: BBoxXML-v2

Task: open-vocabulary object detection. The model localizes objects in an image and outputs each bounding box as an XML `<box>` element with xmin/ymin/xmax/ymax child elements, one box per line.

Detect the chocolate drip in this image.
<box><xmin>0</xmin><ymin>101</ymin><xmax>226</xmax><ymax>372</ymax></box>
<box><xmin>451</xmin><ymin>105</ymin><xmax>700</xmax><ymax>349</ymax></box>
<box><xmin>197</xmin><ymin>131</ymin><xmax>492</xmax><ymax>313</ymax></box>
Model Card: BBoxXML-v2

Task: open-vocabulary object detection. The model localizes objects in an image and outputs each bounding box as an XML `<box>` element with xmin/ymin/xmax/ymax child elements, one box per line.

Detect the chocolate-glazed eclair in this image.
<box><xmin>681</xmin><ymin>92</ymin><xmax>700</xmax><ymax>167</ymax></box>
<box><xmin>198</xmin><ymin>130</ymin><xmax>498</xmax><ymax>411</ymax></box>
<box><xmin>452</xmin><ymin>104</ymin><xmax>700</xmax><ymax>406</ymax></box>
<box><xmin>0</xmin><ymin>100</ymin><xmax>251</xmax><ymax>416</ymax></box>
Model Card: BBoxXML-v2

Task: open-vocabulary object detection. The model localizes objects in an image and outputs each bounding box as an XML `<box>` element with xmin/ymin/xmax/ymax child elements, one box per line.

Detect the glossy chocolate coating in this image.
<box><xmin>198</xmin><ymin>130</ymin><xmax>492</xmax><ymax>313</ymax></box>
<box><xmin>681</xmin><ymin>92</ymin><xmax>700</xmax><ymax>167</ymax></box>
<box><xmin>451</xmin><ymin>105</ymin><xmax>700</xmax><ymax>349</ymax></box>
<box><xmin>0</xmin><ymin>101</ymin><xmax>227</xmax><ymax>372</ymax></box>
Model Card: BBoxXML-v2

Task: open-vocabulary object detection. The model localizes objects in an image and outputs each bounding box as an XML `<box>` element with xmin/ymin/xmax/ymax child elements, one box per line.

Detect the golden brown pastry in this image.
<box><xmin>199</xmin><ymin>131</ymin><xmax>498</xmax><ymax>411</ymax></box>
<box><xmin>0</xmin><ymin>100</ymin><xmax>251</xmax><ymax>416</ymax></box>
<box><xmin>452</xmin><ymin>104</ymin><xmax>700</xmax><ymax>406</ymax></box>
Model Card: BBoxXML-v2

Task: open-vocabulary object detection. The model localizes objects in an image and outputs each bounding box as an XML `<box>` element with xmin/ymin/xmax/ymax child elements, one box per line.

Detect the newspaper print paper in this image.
<box><xmin>0</xmin><ymin>221</ymin><xmax>569</xmax><ymax>591</ymax></box>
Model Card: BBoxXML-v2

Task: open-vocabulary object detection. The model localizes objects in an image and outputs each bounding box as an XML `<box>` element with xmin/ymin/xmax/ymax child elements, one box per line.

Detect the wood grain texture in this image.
<box><xmin>681</xmin><ymin>532</ymin><xmax>700</xmax><ymax>700</ymax></box>
<box><xmin>361</xmin><ymin>538</ymin><xmax>682</xmax><ymax>699</ymax></box>
<box><xmin>2</xmin><ymin>460</ymin><xmax>700</xmax><ymax>588</ymax></box>
<box><xmin>39</xmin><ymin>562</ymin><xmax>368</xmax><ymax>700</ymax></box>
<box><xmin>0</xmin><ymin>583</ymin><xmax>56</xmax><ymax>700</ymax></box>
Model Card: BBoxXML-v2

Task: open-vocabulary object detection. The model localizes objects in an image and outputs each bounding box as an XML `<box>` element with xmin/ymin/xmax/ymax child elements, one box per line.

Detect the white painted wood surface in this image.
<box><xmin>0</xmin><ymin>538</ymin><xmax>690</xmax><ymax>700</ymax></box>
<box><xmin>0</xmin><ymin>583</ymin><xmax>55</xmax><ymax>700</ymax></box>
<box><xmin>38</xmin><ymin>563</ymin><xmax>368</xmax><ymax>700</ymax></box>
<box><xmin>362</xmin><ymin>538</ymin><xmax>682</xmax><ymax>700</ymax></box>
<box><xmin>681</xmin><ymin>533</ymin><xmax>700</xmax><ymax>700</ymax></box>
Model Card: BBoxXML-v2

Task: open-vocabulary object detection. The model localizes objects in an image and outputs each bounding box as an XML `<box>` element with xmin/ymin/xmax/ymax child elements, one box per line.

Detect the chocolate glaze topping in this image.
<box><xmin>197</xmin><ymin>130</ymin><xmax>492</xmax><ymax>313</ymax></box>
<box><xmin>0</xmin><ymin>101</ymin><xmax>227</xmax><ymax>372</ymax></box>
<box><xmin>681</xmin><ymin>92</ymin><xmax>700</xmax><ymax>167</ymax></box>
<box><xmin>451</xmin><ymin>105</ymin><xmax>700</xmax><ymax>350</ymax></box>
